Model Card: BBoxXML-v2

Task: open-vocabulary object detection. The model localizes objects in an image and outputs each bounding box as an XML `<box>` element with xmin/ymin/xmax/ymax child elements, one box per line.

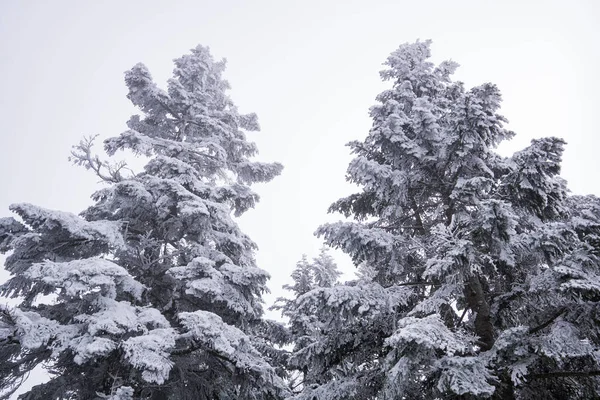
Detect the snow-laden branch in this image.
<box><xmin>70</xmin><ymin>135</ymin><xmax>133</xmax><ymax>183</ymax></box>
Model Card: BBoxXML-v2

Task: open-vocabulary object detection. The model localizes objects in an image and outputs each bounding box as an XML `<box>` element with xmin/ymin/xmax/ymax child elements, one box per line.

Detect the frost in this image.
<box><xmin>10</xmin><ymin>309</ymin><xmax>59</xmax><ymax>349</ymax></box>
<box><xmin>72</xmin><ymin>335</ymin><xmax>117</xmax><ymax>364</ymax></box>
<box><xmin>510</xmin><ymin>359</ymin><xmax>534</xmax><ymax>386</ymax></box>
<box><xmin>220</xmin><ymin>262</ymin><xmax>270</xmax><ymax>287</ymax></box>
<box><xmin>179</xmin><ymin>310</ymin><xmax>256</xmax><ymax>361</ymax></box>
<box><xmin>9</xmin><ymin>203</ymin><xmax>125</xmax><ymax>249</ymax></box>
<box><xmin>122</xmin><ymin>328</ymin><xmax>176</xmax><ymax>384</ymax></box>
<box><xmin>26</xmin><ymin>258</ymin><xmax>144</xmax><ymax>299</ymax></box>
<box><xmin>436</xmin><ymin>356</ymin><xmax>496</xmax><ymax>396</ymax></box>
<box><xmin>76</xmin><ymin>298</ymin><xmax>170</xmax><ymax>336</ymax></box>
<box><xmin>169</xmin><ymin>256</ymin><xmax>267</xmax><ymax>317</ymax></box>
<box><xmin>179</xmin><ymin>310</ymin><xmax>279</xmax><ymax>380</ymax></box>
<box><xmin>491</xmin><ymin>326</ymin><xmax>529</xmax><ymax>353</ymax></box>
<box><xmin>288</xmin><ymin>40</ymin><xmax>600</xmax><ymax>399</ymax></box>
<box><xmin>0</xmin><ymin>43</ymin><xmax>286</xmax><ymax>399</ymax></box>
<box><xmin>293</xmin><ymin>378</ymin><xmax>360</xmax><ymax>400</ymax></box>
<box><xmin>538</xmin><ymin>320</ymin><xmax>593</xmax><ymax>360</ymax></box>
<box><xmin>294</xmin><ymin>283</ymin><xmax>409</xmax><ymax>322</ymax></box>
<box><xmin>101</xmin><ymin>386</ymin><xmax>134</xmax><ymax>400</ymax></box>
<box><xmin>386</xmin><ymin>315</ymin><xmax>473</xmax><ymax>356</ymax></box>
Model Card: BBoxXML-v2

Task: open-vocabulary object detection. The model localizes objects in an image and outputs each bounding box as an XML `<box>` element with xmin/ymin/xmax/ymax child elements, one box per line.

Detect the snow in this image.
<box><xmin>5</xmin><ymin>37</ymin><xmax>600</xmax><ymax>400</ymax></box>
<box><xmin>8</xmin><ymin>309</ymin><xmax>59</xmax><ymax>349</ymax></box>
<box><xmin>72</xmin><ymin>336</ymin><xmax>118</xmax><ymax>364</ymax></box>
<box><xmin>76</xmin><ymin>298</ymin><xmax>170</xmax><ymax>336</ymax></box>
<box><xmin>386</xmin><ymin>315</ymin><xmax>473</xmax><ymax>356</ymax></box>
<box><xmin>179</xmin><ymin>310</ymin><xmax>274</xmax><ymax>374</ymax></box>
<box><xmin>26</xmin><ymin>258</ymin><xmax>144</xmax><ymax>299</ymax></box>
<box><xmin>122</xmin><ymin>328</ymin><xmax>176</xmax><ymax>384</ymax></box>
<box><xmin>0</xmin><ymin>41</ymin><xmax>288</xmax><ymax>400</ymax></box>
<box><xmin>9</xmin><ymin>203</ymin><xmax>125</xmax><ymax>249</ymax></box>
<box><xmin>435</xmin><ymin>356</ymin><xmax>495</xmax><ymax>396</ymax></box>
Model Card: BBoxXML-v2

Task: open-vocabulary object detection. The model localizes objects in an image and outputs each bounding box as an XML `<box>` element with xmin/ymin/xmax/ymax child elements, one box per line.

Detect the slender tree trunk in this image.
<box><xmin>464</xmin><ymin>274</ymin><xmax>494</xmax><ymax>351</ymax></box>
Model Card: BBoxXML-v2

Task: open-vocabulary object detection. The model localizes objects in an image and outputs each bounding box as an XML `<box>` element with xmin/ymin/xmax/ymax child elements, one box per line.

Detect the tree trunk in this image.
<box><xmin>464</xmin><ymin>274</ymin><xmax>494</xmax><ymax>351</ymax></box>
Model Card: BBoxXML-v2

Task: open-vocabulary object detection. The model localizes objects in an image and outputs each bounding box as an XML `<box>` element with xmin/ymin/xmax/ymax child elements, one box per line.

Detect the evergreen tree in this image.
<box><xmin>311</xmin><ymin>247</ymin><xmax>342</xmax><ymax>289</ymax></box>
<box><xmin>272</xmin><ymin>248</ymin><xmax>341</xmax><ymax>395</ymax></box>
<box><xmin>283</xmin><ymin>255</ymin><xmax>315</xmax><ymax>297</ymax></box>
<box><xmin>0</xmin><ymin>45</ymin><xmax>288</xmax><ymax>400</ymax></box>
<box><xmin>293</xmin><ymin>40</ymin><xmax>600</xmax><ymax>399</ymax></box>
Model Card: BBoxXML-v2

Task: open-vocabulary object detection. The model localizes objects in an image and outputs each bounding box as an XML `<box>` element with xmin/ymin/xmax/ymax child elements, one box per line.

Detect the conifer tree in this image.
<box><xmin>272</xmin><ymin>248</ymin><xmax>341</xmax><ymax>395</ymax></box>
<box><xmin>0</xmin><ymin>46</ymin><xmax>288</xmax><ymax>400</ymax></box>
<box><xmin>283</xmin><ymin>255</ymin><xmax>315</xmax><ymax>298</ymax></box>
<box><xmin>294</xmin><ymin>40</ymin><xmax>600</xmax><ymax>399</ymax></box>
<box><xmin>311</xmin><ymin>247</ymin><xmax>342</xmax><ymax>289</ymax></box>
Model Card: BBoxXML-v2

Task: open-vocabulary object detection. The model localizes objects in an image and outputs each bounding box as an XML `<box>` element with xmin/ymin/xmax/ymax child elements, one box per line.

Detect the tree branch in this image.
<box><xmin>528</xmin><ymin>370</ymin><xmax>600</xmax><ymax>380</ymax></box>
<box><xmin>70</xmin><ymin>135</ymin><xmax>132</xmax><ymax>183</ymax></box>
<box><xmin>456</xmin><ymin>306</ymin><xmax>469</xmax><ymax>328</ymax></box>
<box><xmin>528</xmin><ymin>307</ymin><xmax>567</xmax><ymax>335</ymax></box>
<box><xmin>172</xmin><ymin>342</ymin><xmax>235</xmax><ymax>367</ymax></box>
<box><xmin>397</xmin><ymin>281</ymin><xmax>437</xmax><ymax>287</ymax></box>
<box><xmin>376</xmin><ymin>224</ymin><xmax>431</xmax><ymax>231</ymax></box>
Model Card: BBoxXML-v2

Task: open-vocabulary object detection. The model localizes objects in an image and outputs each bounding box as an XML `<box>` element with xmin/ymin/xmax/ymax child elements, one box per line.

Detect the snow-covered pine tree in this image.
<box><xmin>283</xmin><ymin>255</ymin><xmax>315</xmax><ymax>298</ymax></box>
<box><xmin>272</xmin><ymin>248</ymin><xmax>341</xmax><ymax>395</ymax></box>
<box><xmin>0</xmin><ymin>45</ymin><xmax>289</xmax><ymax>400</ymax></box>
<box><xmin>311</xmin><ymin>247</ymin><xmax>342</xmax><ymax>289</ymax></box>
<box><xmin>294</xmin><ymin>40</ymin><xmax>600</xmax><ymax>399</ymax></box>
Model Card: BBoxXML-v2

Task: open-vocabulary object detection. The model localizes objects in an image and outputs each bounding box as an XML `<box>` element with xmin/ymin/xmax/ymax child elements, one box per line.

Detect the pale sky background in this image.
<box><xmin>1</xmin><ymin>0</ymin><xmax>599</xmax><ymax>394</ymax></box>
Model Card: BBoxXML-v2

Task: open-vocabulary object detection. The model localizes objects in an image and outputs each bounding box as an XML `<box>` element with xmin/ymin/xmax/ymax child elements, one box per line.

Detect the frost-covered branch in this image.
<box><xmin>70</xmin><ymin>135</ymin><xmax>132</xmax><ymax>183</ymax></box>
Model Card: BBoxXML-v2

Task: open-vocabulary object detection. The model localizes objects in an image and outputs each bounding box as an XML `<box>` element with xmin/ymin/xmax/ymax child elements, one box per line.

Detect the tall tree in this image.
<box><xmin>293</xmin><ymin>40</ymin><xmax>600</xmax><ymax>399</ymax></box>
<box><xmin>0</xmin><ymin>45</ymin><xmax>288</xmax><ymax>400</ymax></box>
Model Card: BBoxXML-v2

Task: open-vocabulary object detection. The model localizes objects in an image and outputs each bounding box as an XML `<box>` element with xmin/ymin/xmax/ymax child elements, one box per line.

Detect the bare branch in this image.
<box><xmin>456</xmin><ymin>306</ymin><xmax>469</xmax><ymax>328</ymax></box>
<box><xmin>528</xmin><ymin>370</ymin><xmax>600</xmax><ymax>380</ymax></box>
<box><xmin>69</xmin><ymin>135</ymin><xmax>133</xmax><ymax>183</ymax></box>
<box><xmin>397</xmin><ymin>281</ymin><xmax>437</xmax><ymax>287</ymax></box>
<box><xmin>528</xmin><ymin>307</ymin><xmax>567</xmax><ymax>335</ymax></box>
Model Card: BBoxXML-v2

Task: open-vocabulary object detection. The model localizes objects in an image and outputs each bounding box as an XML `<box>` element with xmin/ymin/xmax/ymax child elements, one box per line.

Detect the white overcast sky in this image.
<box><xmin>1</xmin><ymin>0</ymin><xmax>599</xmax><ymax>325</ymax></box>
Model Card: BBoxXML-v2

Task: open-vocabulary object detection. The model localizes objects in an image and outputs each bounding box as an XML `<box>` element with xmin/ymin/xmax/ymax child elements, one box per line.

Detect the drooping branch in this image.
<box><xmin>528</xmin><ymin>307</ymin><xmax>567</xmax><ymax>335</ymax></box>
